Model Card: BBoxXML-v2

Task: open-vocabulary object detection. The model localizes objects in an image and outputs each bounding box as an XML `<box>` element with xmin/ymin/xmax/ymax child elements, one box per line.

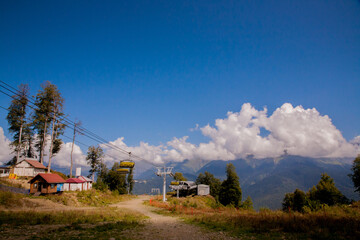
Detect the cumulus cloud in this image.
<box><xmin>101</xmin><ymin>137</ymin><xmax>165</xmax><ymax>164</ymax></box>
<box><xmin>350</xmin><ymin>136</ymin><xmax>360</xmax><ymax>147</ymax></box>
<box><xmin>0</xmin><ymin>127</ymin><xmax>13</xmax><ymax>165</ymax></box>
<box><xmin>51</xmin><ymin>142</ymin><xmax>87</xmax><ymax>168</ymax></box>
<box><xmin>104</xmin><ymin>103</ymin><xmax>359</xmax><ymax>163</ymax></box>
<box><xmin>1</xmin><ymin>103</ymin><xmax>359</xmax><ymax>166</ymax></box>
<box><xmin>0</xmin><ymin>128</ymin><xmax>87</xmax><ymax>168</ymax></box>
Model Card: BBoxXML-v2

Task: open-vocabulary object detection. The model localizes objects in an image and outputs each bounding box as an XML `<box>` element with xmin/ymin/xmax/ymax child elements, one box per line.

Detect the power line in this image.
<box><xmin>0</xmin><ymin>105</ymin><xmax>8</xmax><ymax>111</ymax></box>
<box><xmin>0</xmin><ymin>81</ymin><xmax>159</xmax><ymax>166</ymax></box>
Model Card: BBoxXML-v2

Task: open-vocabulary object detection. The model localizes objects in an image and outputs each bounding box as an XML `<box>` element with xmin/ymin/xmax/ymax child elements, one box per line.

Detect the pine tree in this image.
<box><xmin>219</xmin><ymin>163</ymin><xmax>242</xmax><ymax>207</ymax></box>
<box><xmin>6</xmin><ymin>84</ymin><xmax>30</xmax><ymax>165</ymax></box>
<box><xmin>241</xmin><ymin>196</ymin><xmax>253</xmax><ymax>210</ymax></box>
<box><xmin>309</xmin><ymin>173</ymin><xmax>349</xmax><ymax>206</ymax></box>
<box><xmin>33</xmin><ymin>81</ymin><xmax>64</xmax><ymax>166</ymax></box>
<box><xmin>349</xmin><ymin>155</ymin><xmax>360</xmax><ymax>195</ymax></box>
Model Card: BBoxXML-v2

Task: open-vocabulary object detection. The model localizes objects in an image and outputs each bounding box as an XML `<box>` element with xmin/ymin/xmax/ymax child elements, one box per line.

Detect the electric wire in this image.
<box><xmin>0</xmin><ymin>81</ymin><xmax>159</xmax><ymax>166</ymax></box>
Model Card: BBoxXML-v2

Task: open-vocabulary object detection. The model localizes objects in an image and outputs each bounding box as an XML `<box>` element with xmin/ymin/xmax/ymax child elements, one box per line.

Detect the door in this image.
<box><xmin>57</xmin><ymin>183</ymin><xmax>63</xmax><ymax>192</ymax></box>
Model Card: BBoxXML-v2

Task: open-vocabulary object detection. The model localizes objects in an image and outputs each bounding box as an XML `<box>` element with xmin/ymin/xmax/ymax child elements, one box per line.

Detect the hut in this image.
<box><xmin>0</xmin><ymin>166</ymin><xmax>10</xmax><ymax>177</ymax></box>
<box><xmin>13</xmin><ymin>159</ymin><xmax>46</xmax><ymax>177</ymax></box>
<box><xmin>63</xmin><ymin>178</ymin><xmax>85</xmax><ymax>191</ymax></box>
<box><xmin>29</xmin><ymin>173</ymin><xmax>65</xmax><ymax>195</ymax></box>
<box><xmin>77</xmin><ymin>176</ymin><xmax>93</xmax><ymax>190</ymax></box>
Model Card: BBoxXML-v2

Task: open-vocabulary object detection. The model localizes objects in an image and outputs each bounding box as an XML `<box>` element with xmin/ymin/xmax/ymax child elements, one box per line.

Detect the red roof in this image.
<box><xmin>66</xmin><ymin>178</ymin><xmax>84</xmax><ymax>183</ymax></box>
<box><xmin>78</xmin><ymin>176</ymin><xmax>93</xmax><ymax>182</ymax></box>
<box><xmin>29</xmin><ymin>173</ymin><xmax>66</xmax><ymax>184</ymax></box>
<box><xmin>24</xmin><ymin>159</ymin><xmax>47</xmax><ymax>169</ymax></box>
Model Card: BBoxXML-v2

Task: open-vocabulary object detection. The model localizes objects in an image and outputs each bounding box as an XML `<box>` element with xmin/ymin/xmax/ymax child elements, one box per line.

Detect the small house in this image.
<box><xmin>13</xmin><ymin>159</ymin><xmax>47</xmax><ymax>177</ymax></box>
<box><xmin>63</xmin><ymin>178</ymin><xmax>85</xmax><ymax>191</ymax></box>
<box><xmin>29</xmin><ymin>173</ymin><xmax>66</xmax><ymax>194</ymax></box>
<box><xmin>0</xmin><ymin>166</ymin><xmax>10</xmax><ymax>177</ymax></box>
<box><xmin>77</xmin><ymin>176</ymin><xmax>93</xmax><ymax>190</ymax></box>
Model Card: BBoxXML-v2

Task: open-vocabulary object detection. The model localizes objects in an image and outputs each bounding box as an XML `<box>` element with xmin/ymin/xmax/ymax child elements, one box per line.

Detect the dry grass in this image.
<box><xmin>0</xmin><ymin>207</ymin><xmax>146</xmax><ymax>226</ymax></box>
<box><xmin>37</xmin><ymin>189</ymin><xmax>136</xmax><ymax>207</ymax></box>
<box><xmin>148</xmin><ymin>196</ymin><xmax>360</xmax><ymax>239</ymax></box>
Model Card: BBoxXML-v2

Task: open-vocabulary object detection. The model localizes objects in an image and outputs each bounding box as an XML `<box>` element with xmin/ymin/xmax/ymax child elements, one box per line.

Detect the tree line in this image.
<box><xmin>282</xmin><ymin>154</ymin><xmax>360</xmax><ymax>212</ymax></box>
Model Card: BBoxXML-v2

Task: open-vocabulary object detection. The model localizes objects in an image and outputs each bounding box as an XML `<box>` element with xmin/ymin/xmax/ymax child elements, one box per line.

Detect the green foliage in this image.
<box><xmin>349</xmin><ymin>155</ymin><xmax>360</xmax><ymax>195</ymax></box>
<box><xmin>6</xmin><ymin>84</ymin><xmax>33</xmax><ymax>164</ymax></box>
<box><xmin>102</xmin><ymin>162</ymin><xmax>127</xmax><ymax>194</ymax></box>
<box><xmin>86</xmin><ymin>145</ymin><xmax>104</xmax><ymax>181</ymax></box>
<box><xmin>196</xmin><ymin>171</ymin><xmax>221</xmax><ymax>200</ymax></box>
<box><xmin>33</xmin><ymin>81</ymin><xmax>65</xmax><ymax>163</ymax></box>
<box><xmin>241</xmin><ymin>196</ymin><xmax>254</xmax><ymax>210</ymax></box>
<box><xmin>219</xmin><ymin>163</ymin><xmax>242</xmax><ymax>208</ymax></box>
<box><xmin>309</xmin><ymin>173</ymin><xmax>349</xmax><ymax>206</ymax></box>
<box><xmin>283</xmin><ymin>173</ymin><xmax>349</xmax><ymax>212</ymax></box>
<box><xmin>173</xmin><ymin>172</ymin><xmax>187</xmax><ymax>181</ymax></box>
<box><xmin>282</xmin><ymin>189</ymin><xmax>307</xmax><ymax>212</ymax></box>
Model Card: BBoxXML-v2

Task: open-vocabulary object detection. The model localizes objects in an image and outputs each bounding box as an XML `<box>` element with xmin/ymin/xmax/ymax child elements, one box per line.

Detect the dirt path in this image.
<box><xmin>112</xmin><ymin>195</ymin><xmax>239</xmax><ymax>240</ymax></box>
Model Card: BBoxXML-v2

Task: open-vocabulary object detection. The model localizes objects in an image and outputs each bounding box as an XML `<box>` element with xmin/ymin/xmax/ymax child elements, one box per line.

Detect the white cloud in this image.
<box><xmin>350</xmin><ymin>136</ymin><xmax>360</xmax><ymax>147</ymax></box>
<box><xmin>115</xmin><ymin>103</ymin><xmax>359</xmax><ymax>162</ymax></box>
<box><xmin>52</xmin><ymin>142</ymin><xmax>87</xmax><ymax>168</ymax></box>
<box><xmin>0</xmin><ymin>127</ymin><xmax>13</xmax><ymax>165</ymax></box>
<box><xmin>1</xmin><ymin>103</ymin><xmax>359</xmax><ymax>166</ymax></box>
<box><xmin>101</xmin><ymin>137</ymin><xmax>165</xmax><ymax>165</ymax></box>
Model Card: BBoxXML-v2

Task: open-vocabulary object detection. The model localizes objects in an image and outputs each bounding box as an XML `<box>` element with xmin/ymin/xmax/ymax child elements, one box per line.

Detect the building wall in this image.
<box><xmin>64</xmin><ymin>183</ymin><xmax>83</xmax><ymax>191</ymax></box>
<box><xmin>14</xmin><ymin>161</ymin><xmax>45</xmax><ymax>177</ymax></box>
<box><xmin>30</xmin><ymin>180</ymin><xmax>59</xmax><ymax>194</ymax></box>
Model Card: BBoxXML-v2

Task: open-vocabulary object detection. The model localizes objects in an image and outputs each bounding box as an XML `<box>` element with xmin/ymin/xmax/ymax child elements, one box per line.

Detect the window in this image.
<box><xmin>51</xmin><ymin>184</ymin><xmax>55</xmax><ymax>189</ymax></box>
<box><xmin>34</xmin><ymin>183</ymin><xmax>37</xmax><ymax>188</ymax></box>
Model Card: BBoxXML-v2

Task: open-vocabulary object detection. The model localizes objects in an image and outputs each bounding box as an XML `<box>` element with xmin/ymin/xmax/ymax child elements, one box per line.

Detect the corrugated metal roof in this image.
<box><xmin>29</xmin><ymin>173</ymin><xmax>66</xmax><ymax>183</ymax></box>
<box><xmin>24</xmin><ymin>159</ymin><xmax>47</xmax><ymax>169</ymax></box>
<box><xmin>66</xmin><ymin>178</ymin><xmax>85</xmax><ymax>183</ymax></box>
<box><xmin>77</xmin><ymin>176</ymin><xmax>93</xmax><ymax>182</ymax></box>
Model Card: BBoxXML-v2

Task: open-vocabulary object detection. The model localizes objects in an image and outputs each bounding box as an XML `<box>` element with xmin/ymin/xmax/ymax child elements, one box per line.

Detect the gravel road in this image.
<box><xmin>112</xmin><ymin>195</ymin><xmax>240</xmax><ymax>240</ymax></box>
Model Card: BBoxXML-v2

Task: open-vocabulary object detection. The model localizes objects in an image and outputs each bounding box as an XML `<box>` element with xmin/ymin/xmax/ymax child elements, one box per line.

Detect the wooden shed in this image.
<box><xmin>29</xmin><ymin>173</ymin><xmax>65</xmax><ymax>195</ymax></box>
<box><xmin>13</xmin><ymin>159</ymin><xmax>47</xmax><ymax>177</ymax></box>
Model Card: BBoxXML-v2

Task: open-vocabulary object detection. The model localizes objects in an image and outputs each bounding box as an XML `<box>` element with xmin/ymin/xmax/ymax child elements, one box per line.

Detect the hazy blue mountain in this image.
<box><xmin>133</xmin><ymin>155</ymin><xmax>358</xmax><ymax>210</ymax></box>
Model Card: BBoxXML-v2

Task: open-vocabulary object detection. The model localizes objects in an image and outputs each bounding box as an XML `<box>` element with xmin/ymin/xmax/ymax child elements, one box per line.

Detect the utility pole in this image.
<box><xmin>17</xmin><ymin>105</ymin><xmax>24</xmax><ymax>164</ymax></box>
<box><xmin>156</xmin><ymin>166</ymin><xmax>174</xmax><ymax>202</ymax></box>
<box><xmin>48</xmin><ymin>109</ymin><xmax>56</xmax><ymax>173</ymax></box>
<box><xmin>70</xmin><ymin>121</ymin><xmax>81</xmax><ymax>178</ymax></box>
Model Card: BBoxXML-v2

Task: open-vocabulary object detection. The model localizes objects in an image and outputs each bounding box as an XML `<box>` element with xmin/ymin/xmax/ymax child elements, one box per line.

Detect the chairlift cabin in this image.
<box><xmin>119</xmin><ymin>152</ymin><xmax>135</xmax><ymax>168</ymax></box>
<box><xmin>119</xmin><ymin>161</ymin><xmax>135</xmax><ymax>168</ymax></box>
<box><xmin>116</xmin><ymin>168</ymin><xmax>130</xmax><ymax>174</ymax></box>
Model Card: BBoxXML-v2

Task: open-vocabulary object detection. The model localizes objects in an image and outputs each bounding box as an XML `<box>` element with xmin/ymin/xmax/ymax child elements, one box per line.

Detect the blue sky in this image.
<box><xmin>0</xmin><ymin>1</ymin><xmax>359</xmax><ymax>163</ymax></box>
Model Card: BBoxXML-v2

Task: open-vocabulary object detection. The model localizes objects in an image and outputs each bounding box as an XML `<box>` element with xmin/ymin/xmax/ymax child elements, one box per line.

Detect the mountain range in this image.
<box><xmin>132</xmin><ymin>155</ymin><xmax>359</xmax><ymax>209</ymax></box>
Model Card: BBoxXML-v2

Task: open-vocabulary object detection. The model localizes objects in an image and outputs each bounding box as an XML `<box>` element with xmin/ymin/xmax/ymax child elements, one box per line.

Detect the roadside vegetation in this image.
<box><xmin>1</xmin><ymin>185</ymin><xmax>145</xmax><ymax>239</ymax></box>
<box><xmin>0</xmin><ymin>207</ymin><xmax>146</xmax><ymax>239</ymax></box>
<box><xmin>148</xmin><ymin>195</ymin><xmax>360</xmax><ymax>239</ymax></box>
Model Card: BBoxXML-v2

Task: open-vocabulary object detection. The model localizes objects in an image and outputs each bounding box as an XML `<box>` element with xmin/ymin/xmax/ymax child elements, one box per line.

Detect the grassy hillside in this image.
<box><xmin>148</xmin><ymin>195</ymin><xmax>360</xmax><ymax>239</ymax></box>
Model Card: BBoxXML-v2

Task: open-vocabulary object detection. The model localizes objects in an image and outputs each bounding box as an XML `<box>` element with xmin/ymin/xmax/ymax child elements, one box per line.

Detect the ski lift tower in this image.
<box><xmin>155</xmin><ymin>166</ymin><xmax>174</xmax><ymax>202</ymax></box>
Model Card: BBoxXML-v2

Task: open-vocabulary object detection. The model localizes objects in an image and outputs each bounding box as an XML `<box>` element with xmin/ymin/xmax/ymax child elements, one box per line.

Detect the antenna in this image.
<box><xmin>155</xmin><ymin>166</ymin><xmax>174</xmax><ymax>202</ymax></box>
